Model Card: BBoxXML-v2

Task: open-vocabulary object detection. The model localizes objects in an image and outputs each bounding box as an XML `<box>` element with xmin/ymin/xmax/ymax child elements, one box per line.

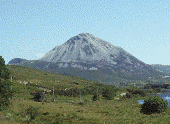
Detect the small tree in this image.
<box><xmin>0</xmin><ymin>56</ymin><xmax>12</xmax><ymax>110</ymax></box>
<box><xmin>92</xmin><ymin>93</ymin><xmax>99</xmax><ymax>101</ymax></box>
<box><xmin>92</xmin><ymin>89</ymin><xmax>99</xmax><ymax>101</ymax></box>
<box><xmin>92</xmin><ymin>93</ymin><xmax>97</xmax><ymax>101</ymax></box>
<box><xmin>102</xmin><ymin>87</ymin><xmax>116</xmax><ymax>100</ymax></box>
<box><xmin>31</xmin><ymin>90</ymin><xmax>45</xmax><ymax>102</ymax></box>
<box><xmin>140</xmin><ymin>96</ymin><xmax>168</xmax><ymax>115</ymax></box>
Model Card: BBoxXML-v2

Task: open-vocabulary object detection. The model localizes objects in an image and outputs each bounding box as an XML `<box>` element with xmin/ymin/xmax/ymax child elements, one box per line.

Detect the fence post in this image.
<box><xmin>80</xmin><ymin>90</ymin><xmax>82</xmax><ymax>102</ymax></box>
<box><xmin>53</xmin><ymin>80</ymin><xmax>55</xmax><ymax>102</ymax></box>
<box><xmin>10</xmin><ymin>74</ymin><xmax>13</xmax><ymax>100</ymax></box>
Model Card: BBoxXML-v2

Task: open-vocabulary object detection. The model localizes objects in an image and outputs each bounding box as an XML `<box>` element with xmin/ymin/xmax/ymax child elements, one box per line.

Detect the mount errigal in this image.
<box><xmin>40</xmin><ymin>33</ymin><xmax>131</xmax><ymax>64</ymax></box>
<box><xmin>8</xmin><ymin>33</ymin><xmax>165</xmax><ymax>85</ymax></box>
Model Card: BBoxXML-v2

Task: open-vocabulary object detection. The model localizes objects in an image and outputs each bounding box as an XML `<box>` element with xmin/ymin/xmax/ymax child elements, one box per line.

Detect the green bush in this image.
<box><xmin>92</xmin><ymin>93</ymin><xmax>99</xmax><ymax>101</ymax></box>
<box><xmin>102</xmin><ymin>87</ymin><xmax>116</xmax><ymax>100</ymax></box>
<box><xmin>125</xmin><ymin>93</ymin><xmax>132</xmax><ymax>99</ymax></box>
<box><xmin>154</xmin><ymin>88</ymin><xmax>161</xmax><ymax>93</ymax></box>
<box><xmin>127</xmin><ymin>86</ymin><xmax>146</xmax><ymax>97</ymax></box>
<box><xmin>31</xmin><ymin>90</ymin><xmax>45</xmax><ymax>102</ymax></box>
<box><xmin>55</xmin><ymin>87</ymin><xmax>80</xmax><ymax>97</ymax></box>
<box><xmin>25</xmin><ymin>106</ymin><xmax>39</xmax><ymax>120</ymax></box>
<box><xmin>0</xmin><ymin>56</ymin><xmax>12</xmax><ymax>110</ymax></box>
<box><xmin>140</xmin><ymin>96</ymin><xmax>168</xmax><ymax>114</ymax></box>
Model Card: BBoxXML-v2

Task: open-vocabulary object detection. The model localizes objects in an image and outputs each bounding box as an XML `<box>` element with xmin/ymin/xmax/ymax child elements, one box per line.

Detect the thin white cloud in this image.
<box><xmin>35</xmin><ymin>53</ymin><xmax>45</xmax><ymax>59</ymax></box>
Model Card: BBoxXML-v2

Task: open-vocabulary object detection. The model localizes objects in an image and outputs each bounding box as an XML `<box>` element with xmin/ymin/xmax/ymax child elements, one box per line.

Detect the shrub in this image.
<box><xmin>56</xmin><ymin>88</ymin><xmax>80</xmax><ymax>97</ymax></box>
<box><xmin>125</xmin><ymin>93</ymin><xmax>132</xmax><ymax>99</ymax></box>
<box><xmin>144</xmin><ymin>83</ymin><xmax>152</xmax><ymax>89</ymax></box>
<box><xmin>102</xmin><ymin>87</ymin><xmax>116</xmax><ymax>100</ymax></box>
<box><xmin>127</xmin><ymin>87</ymin><xmax>146</xmax><ymax>97</ymax></box>
<box><xmin>25</xmin><ymin>106</ymin><xmax>39</xmax><ymax>120</ymax></box>
<box><xmin>31</xmin><ymin>90</ymin><xmax>45</xmax><ymax>102</ymax></box>
<box><xmin>132</xmin><ymin>90</ymin><xmax>146</xmax><ymax>97</ymax></box>
<box><xmin>92</xmin><ymin>93</ymin><xmax>99</xmax><ymax>101</ymax></box>
<box><xmin>154</xmin><ymin>88</ymin><xmax>161</xmax><ymax>93</ymax></box>
<box><xmin>0</xmin><ymin>56</ymin><xmax>12</xmax><ymax>110</ymax></box>
<box><xmin>140</xmin><ymin>96</ymin><xmax>168</xmax><ymax>115</ymax></box>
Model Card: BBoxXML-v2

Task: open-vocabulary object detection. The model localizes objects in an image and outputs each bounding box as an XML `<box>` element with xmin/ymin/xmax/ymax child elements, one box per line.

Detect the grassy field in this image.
<box><xmin>0</xmin><ymin>65</ymin><xmax>169</xmax><ymax>124</ymax></box>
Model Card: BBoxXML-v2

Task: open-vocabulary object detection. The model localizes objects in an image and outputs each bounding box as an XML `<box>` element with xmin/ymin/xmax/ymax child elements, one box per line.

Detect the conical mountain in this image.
<box><xmin>8</xmin><ymin>33</ymin><xmax>164</xmax><ymax>85</ymax></box>
<box><xmin>40</xmin><ymin>33</ymin><xmax>134</xmax><ymax>65</ymax></box>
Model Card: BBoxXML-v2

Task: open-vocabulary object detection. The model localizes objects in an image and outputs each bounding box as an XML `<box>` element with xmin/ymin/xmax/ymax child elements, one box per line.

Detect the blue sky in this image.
<box><xmin>1</xmin><ymin>0</ymin><xmax>170</xmax><ymax>65</ymax></box>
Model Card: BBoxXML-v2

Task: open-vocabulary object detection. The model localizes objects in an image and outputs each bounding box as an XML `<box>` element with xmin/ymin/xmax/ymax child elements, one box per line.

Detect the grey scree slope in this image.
<box><xmin>40</xmin><ymin>33</ymin><xmax>133</xmax><ymax>65</ymax></box>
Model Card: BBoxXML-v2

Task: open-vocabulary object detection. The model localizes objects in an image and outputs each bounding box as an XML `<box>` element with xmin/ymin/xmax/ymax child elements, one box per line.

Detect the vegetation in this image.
<box><xmin>92</xmin><ymin>92</ymin><xmax>99</xmax><ymax>101</ymax></box>
<box><xmin>31</xmin><ymin>90</ymin><xmax>45</xmax><ymax>102</ymax></box>
<box><xmin>0</xmin><ymin>63</ymin><xmax>168</xmax><ymax>123</ymax></box>
<box><xmin>92</xmin><ymin>93</ymin><xmax>98</xmax><ymax>101</ymax></box>
<box><xmin>126</xmin><ymin>86</ymin><xmax>146</xmax><ymax>97</ymax></box>
<box><xmin>102</xmin><ymin>86</ymin><xmax>116</xmax><ymax>100</ymax></box>
<box><xmin>121</xmin><ymin>86</ymin><xmax>147</xmax><ymax>99</ymax></box>
<box><xmin>141</xmin><ymin>96</ymin><xmax>168</xmax><ymax>115</ymax></box>
<box><xmin>25</xmin><ymin>105</ymin><xmax>39</xmax><ymax>121</ymax></box>
<box><xmin>0</xmin><ymin>56</ymin><xmax>12</xmax><ymax>110</ymax></box>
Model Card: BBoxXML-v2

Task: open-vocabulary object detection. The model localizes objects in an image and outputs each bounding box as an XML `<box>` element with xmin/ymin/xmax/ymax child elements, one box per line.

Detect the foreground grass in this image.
<box><xmin>0</xmin><ymin>95</ymin><xmax>169</xmax><ymax>124</ymax></box>
<box><xmin>1</xmin><ymin>65</ymin><xmax>169</xmax><ymax>123</ymax></box>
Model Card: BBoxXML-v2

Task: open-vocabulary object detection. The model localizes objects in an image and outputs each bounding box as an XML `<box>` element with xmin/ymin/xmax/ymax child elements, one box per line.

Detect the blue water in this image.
<box><xmin>137</xmin><ymin>93</ymin><xmax>170</xmax><ymax>108</ymax></box>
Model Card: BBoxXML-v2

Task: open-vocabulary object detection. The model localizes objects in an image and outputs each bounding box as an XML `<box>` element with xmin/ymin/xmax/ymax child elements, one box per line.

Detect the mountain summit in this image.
<box><xmin>40</xmin><ymin>33</ymin><xmax>133</xmax><ymax>65</ymax></box>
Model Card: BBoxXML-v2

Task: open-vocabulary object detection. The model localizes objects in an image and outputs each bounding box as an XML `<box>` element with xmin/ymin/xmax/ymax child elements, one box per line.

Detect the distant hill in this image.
<box><xmin>8</xmin><ymin>58</ymin><xmax>27</xmax><ymax>65</ymax></box>
<box><xmin>8</xmin><ymin>33</ymin><xmax>166</xmax><ymax>85</ymax></box>
<box><xmin>151</xmin><ymin>64</ymin><xmax>170</xmax><ymax>74</ymax></box>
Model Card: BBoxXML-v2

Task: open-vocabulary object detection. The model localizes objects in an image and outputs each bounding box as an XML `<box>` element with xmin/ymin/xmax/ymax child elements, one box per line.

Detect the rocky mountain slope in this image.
<box><xmin>40</xmin><ymin>33</ymin><xmax>130</xmax><ymax>63</ymax></box>
<box><xmin>8</xmin><ymin>33</ymin><xmax>165</xmax><ymax>85</ymax></box>
<box><xmin>151</xmin><ymin>64</ymin><xmax>170</xmax><ymax>74</ymax></box>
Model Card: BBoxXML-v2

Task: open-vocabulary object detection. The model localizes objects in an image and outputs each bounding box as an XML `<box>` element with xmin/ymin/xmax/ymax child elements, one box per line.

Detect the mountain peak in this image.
<box><xmin>78</xmin><ymin>33</ymin><xmax>93</xmax><ymax>36</ymax></box>
<box><xmin>40</xmin><ymin>33</ymin><xmax>130</xmax><ymax>63</ymax></box>
<box><xmin>65</xmin><ymin>33</ymin><xmax>96</xmax><ymax>45</ymax></box>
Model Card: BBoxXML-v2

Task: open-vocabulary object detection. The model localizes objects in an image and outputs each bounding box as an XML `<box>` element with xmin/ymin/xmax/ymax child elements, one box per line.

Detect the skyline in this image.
<box><xmin>1</xmin><ymin>0</ymin><xmax>170</xmax><ymax>65</ymax></box>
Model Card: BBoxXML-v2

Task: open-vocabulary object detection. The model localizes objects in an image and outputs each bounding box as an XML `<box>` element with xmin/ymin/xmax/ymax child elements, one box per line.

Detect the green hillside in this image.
<box><xmin>7</xmin><ymin>65</ymin><xmax>110</xmax><ymax>96</ymax></box>
<box><xmin>0</xmin><ymin>65</ymin><xmax>169</xmax><ymax>123</ymax></box>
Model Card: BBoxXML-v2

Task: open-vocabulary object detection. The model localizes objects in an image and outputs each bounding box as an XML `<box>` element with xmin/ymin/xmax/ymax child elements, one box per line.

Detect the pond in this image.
<box><xmin>137</xmin><ymin>93</ymin><xmax>170</xmax><ymax>108</ymax></box>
